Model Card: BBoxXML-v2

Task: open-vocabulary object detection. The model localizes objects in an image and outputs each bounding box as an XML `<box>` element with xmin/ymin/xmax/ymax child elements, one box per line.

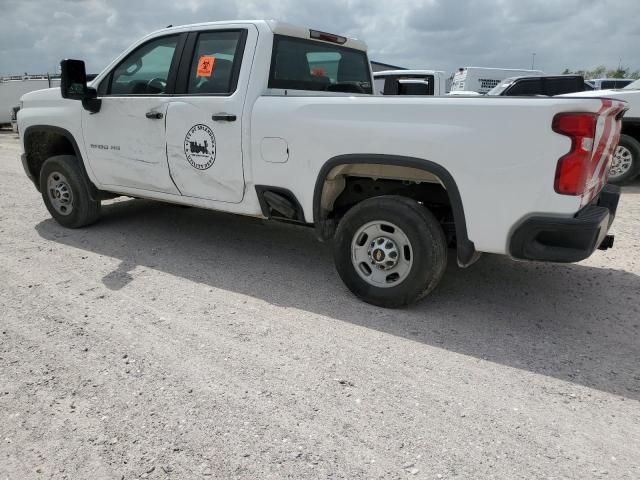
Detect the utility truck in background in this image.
<box><xmin>451</xmin><ymin>67</ymin><xmax>544</xmax><ymax>94</ymax></box>
<box><xmin>17</xmin><ymin>20</ymin><xmax>627</xmax><ymax>307</ymax></box>
<box><xmin>0</xmin><ymin>75</ymin><xmax>61</xmax><ymax>126</ymax></box>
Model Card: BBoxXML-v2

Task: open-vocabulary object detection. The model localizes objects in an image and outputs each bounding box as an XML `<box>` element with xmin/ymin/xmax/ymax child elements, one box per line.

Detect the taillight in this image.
<box><xmin>552</xmin><ymin>113</ymin><xmax>597</xmax><ymax>196</ymax></box>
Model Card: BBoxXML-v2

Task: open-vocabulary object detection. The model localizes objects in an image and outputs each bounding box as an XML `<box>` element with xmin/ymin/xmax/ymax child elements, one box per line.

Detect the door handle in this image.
<box><xmin>212</xmin><ymin>113</ymin><xmax>237</xmax><ymax>122</ymax></box>
<box><xmin>145</xmin><ymin>111</ymin><xmax>163</xmax><ymax>120</ymax></box>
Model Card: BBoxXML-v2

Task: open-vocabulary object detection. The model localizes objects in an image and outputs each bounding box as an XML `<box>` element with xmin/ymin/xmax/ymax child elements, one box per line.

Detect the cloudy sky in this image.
<box><xmin>1</xmin><ymin>0</ymin><xmax>639</xmax><ymax>76</ymax></box>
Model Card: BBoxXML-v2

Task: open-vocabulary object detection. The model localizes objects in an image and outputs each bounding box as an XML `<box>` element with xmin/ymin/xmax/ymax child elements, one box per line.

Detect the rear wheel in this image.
<box><xmin>39</xmin><ymin>155</ymin><xmax>101</xmax><ymax>228</ymax></box>
<box><xmin>333</xmin><ymin>196</ymin><xmax>447</xmax><ymax>308</ymax></box>
<box><xmin>609</xmin><ymin>134</ymin><xmax>640</xmax><ymax>185</ymax></box>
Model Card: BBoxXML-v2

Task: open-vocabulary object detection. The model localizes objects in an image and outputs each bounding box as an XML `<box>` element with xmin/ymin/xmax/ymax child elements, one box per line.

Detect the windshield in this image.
<box><xmin>269</xmin><ymin>35</ymin><xmax>372</xmax><ymax>94</ymax></box>
<box><xmin>487</xmin><ymin>78</ymin><xmax>515</xmax><ymax>96</ymax></box>
<box><xmin>623</xmin><ymin>79</ymin><xmax>640</xmax><ymax>90</ymax></box>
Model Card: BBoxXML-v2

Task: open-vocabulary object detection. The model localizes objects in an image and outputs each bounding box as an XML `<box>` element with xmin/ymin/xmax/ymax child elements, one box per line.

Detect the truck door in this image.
<box><xmin>82</xmin><ymin>34</ymin><xmax>185</xmax><ymax>194</ymax></box>
<box><xmin>165</xmin><ymin>26</ymin><xmax>257</xmax><ymax>203</ymax></box>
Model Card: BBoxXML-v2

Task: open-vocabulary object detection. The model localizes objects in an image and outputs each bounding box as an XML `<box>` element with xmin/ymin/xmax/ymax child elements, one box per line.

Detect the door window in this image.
<box><xmin>109</xmin><ymin>35</ymin><xmax>179</xmax><ymax>95</ymax></box>
<box><xmin>187</xmin><ymin>31</ymin><xmax>244</xmax><ymax>95</ymax></box>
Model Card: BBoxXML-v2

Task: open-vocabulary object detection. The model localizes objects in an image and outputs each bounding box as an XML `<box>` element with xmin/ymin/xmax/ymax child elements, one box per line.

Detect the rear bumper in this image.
<box><xmin>509</xmin><ymin>184</ymin><xmax>620</xmax><ymax>263</ymax></box>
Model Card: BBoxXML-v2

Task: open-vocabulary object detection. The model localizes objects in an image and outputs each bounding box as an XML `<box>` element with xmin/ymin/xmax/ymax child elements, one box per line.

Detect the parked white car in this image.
<box><xmin>562</xmin><ymin>79</ymin><xmax>640</xmax><ymax>184</ymax></box>
<box><xmin>374</xmin><ymin>70</ymin><xmax>447</xmax><ymax>96</ymax></box>
<box><xmin>18</xmin><ymin>20</ymin><xmax>626</xmax><ymax>307</ymax></box>
<box><xmin>451</xmin><ymin>67</ymin><xmax>544</xmax><ymax>94</ymax></box>
<box><xmin>588</xmin><ymin>78</ymin><xmax>634</xmax><ymax>90</ymax></box>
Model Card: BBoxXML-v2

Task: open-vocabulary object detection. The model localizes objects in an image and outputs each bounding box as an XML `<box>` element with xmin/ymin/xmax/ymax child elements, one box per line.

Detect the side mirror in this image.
<box><xmin>60</xmin><ymin>59</ymin><xmax>89</xmax><ymax>99</ymax></box>
<box><xmin>60</xmin><ymin>59</ymin><xmax>101</xmax><ymax>113</ymax></box>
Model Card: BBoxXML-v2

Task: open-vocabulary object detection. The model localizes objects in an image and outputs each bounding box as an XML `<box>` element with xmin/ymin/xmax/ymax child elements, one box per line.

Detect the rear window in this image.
<box><xmin>376</xmin><ymin>75</ymin><xmax>435</xmax><ymax>95</ymax></box>
<box><xmin>269</xmin><ymin>35</ymin><xmax>372</xmax><ymax>94</ymax></box>
<box><xmin>544</xmin><ymin>77</ymin><xmax>584</xmax><ymax>96</ymax></box>
<box><xmin>398</xmin><ymin>81</ymin><xmax>431</xmax><ymax>95</ymax></box>
<box><xmin>504</xmin><ymin>79</ymin><xmax>543</xmax><ymax>96</ymax></box>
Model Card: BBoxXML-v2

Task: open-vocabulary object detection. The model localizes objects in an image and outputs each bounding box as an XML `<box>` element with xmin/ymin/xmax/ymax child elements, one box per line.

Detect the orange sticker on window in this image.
<box><xmin>197</xmin><ymin>56</ymin><xmax>216</xmax><ymax>77</ymax></box>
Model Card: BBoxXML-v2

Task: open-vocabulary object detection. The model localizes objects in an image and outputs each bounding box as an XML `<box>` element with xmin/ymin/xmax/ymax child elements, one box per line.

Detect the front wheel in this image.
<box><xmin>39</xmin><ymin>155</ymin><xmax>101</xmax><ymax>228</ymax></box>
<box><xmin>609</xmin><ymin>134</ymin><xmax>640</xmax><ymax>185</ymax></box>
<box><xmin>333</xmin><ymin>196</ymin><xmax>448</xmax><ymax>308</ymax></box>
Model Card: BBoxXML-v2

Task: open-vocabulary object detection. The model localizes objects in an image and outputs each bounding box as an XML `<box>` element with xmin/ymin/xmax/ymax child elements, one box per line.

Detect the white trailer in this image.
<box><xmin>451</xmin><ymin>67</ymin><xmax>544</xmax><ymax>94</ymax></box>
<box><xmin>0</xmin><ymin>76</ymin><xmax>60</xmax><ymax>125</ymax></box>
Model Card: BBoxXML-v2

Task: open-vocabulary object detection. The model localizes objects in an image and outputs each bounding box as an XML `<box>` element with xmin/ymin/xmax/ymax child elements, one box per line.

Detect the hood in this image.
<box><xmin>20</xmin><ymin>87</ymin><xmax>62</xmax><ymax>103</ymax></box>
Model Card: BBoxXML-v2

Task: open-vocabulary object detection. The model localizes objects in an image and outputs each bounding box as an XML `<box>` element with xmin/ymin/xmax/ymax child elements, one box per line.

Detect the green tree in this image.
<box><xmin>606</xmin><ymin>67</ymin><xmax>629</xmax><ymax>78</ymax></box>
<box><xmin>562</xmin><ymin>65</ymin><xmax>639</xmax><ymax>79</ymax></box>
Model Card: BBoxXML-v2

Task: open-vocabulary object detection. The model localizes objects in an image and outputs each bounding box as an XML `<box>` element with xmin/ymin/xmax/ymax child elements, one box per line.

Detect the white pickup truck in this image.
<box><xmin>18</xmin><ymin>20</ymin><xmax>627</xmax><ymax>307</ymax></box>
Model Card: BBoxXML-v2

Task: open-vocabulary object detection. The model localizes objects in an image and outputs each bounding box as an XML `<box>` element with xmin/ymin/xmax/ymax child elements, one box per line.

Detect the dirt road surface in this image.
<box><xmin>1</xmin><ymin>130</ymin><xmax>639</xmax><ymax>479</ymax></box>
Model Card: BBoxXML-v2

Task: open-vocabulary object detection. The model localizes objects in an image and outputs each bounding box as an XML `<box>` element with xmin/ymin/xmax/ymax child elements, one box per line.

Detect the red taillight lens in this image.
<box><xmin>552</xmin><ymin>113</ymin><xmax>597</xmax><ymax>196</ymax></box>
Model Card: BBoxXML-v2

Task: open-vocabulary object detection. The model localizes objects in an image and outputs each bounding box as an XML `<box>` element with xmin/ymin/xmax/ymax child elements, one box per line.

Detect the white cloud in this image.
<box><xmin>0</xmin><ymin>0</ymin><xmax>638</xmax><ymax>76</ymax></box>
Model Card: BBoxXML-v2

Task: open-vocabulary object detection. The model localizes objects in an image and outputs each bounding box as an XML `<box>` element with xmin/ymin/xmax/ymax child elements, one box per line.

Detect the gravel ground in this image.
<box><xmin>1</xmin><ymin>129</ymin><xmax>639</xmax><ymax>479</ymax></box>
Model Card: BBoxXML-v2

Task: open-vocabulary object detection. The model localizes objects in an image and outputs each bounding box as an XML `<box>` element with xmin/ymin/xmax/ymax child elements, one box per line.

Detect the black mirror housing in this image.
<box><xmin>60</xmin><ymin>59</ymin><xmax>89</xmax><ymax>100</ymax></box>
<box><xmin>60</xmin><ymin>59</ymin><xmax>101</xmax><ymax>113</ymax></box>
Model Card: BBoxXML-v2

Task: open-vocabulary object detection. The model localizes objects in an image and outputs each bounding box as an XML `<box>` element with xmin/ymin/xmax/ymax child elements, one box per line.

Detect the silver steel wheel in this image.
<box><xmin>351</xmin><ymin>221</ymin><xmax>413</xmax><ymax>288</ymax></box>
<box><xmin>609</xmin><ymin>145</ymin><xmax>633</xmax><ymax>179</ymax></box>
<box><xmin>47</xmin><ymin>171</ymin><xmax>74</xmax><ymax>216</ymax></box>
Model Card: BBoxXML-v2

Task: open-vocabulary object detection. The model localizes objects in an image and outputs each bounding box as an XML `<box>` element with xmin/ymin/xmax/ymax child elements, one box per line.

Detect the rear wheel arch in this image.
<box><xmin>313</xmin><ymin>154</ymin><xmax>477</xmax><ymax>267</ymax></box>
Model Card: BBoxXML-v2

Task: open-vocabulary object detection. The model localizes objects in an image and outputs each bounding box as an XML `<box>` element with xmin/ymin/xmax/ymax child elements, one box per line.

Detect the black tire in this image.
<box><xmin>609</xmin><ymin>134</ymin><xmax>640</xmax><ymax>185</ymax></box>
<box><xmin>333</xmin><ymin>195</ymin><xmax>448</xmax><ymax>308</ymax></box>
<box><xmin>39</xmin><ymin>155</ymin><xmax>101</xmax><ymax>228</ymax></box>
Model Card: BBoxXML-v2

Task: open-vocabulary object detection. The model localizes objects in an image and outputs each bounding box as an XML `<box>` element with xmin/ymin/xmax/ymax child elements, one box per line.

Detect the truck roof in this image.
<box><xmin>374</xmin><ymin>69</ymin><xmax>446</xmax><ymax>77</ymax></box>
<box><xmin>158</xmin><ymin>19</ymin><xmax>368</xmax><ymax>51</ymax></box>
<box><xmin>502</xmin><ymin>74</ymin><xmax>584</xmax><ymax>81</ymax></box>
<box><xmin>589</xmin><ymin>78</ymin><xmax>634</xmax><ymax>82</ymax></box>
<box><xmin>456</xmin><ymin>67</ymin><xmax>544</xmax><ymax>74</ymax></box>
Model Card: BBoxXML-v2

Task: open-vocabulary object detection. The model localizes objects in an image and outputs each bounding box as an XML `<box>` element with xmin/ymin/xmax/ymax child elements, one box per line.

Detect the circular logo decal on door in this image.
<box><xmin>184</xmin><ymin>124</ymin><xmax>216</xmax><ymax>170</ymax></box>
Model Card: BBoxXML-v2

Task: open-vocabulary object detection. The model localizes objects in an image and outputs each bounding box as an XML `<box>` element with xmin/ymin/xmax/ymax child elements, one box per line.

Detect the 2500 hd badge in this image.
<box><xmin>184</xmin><ymin>124</ymin><xmax>216</xmax><ymax>170</ymax></box>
